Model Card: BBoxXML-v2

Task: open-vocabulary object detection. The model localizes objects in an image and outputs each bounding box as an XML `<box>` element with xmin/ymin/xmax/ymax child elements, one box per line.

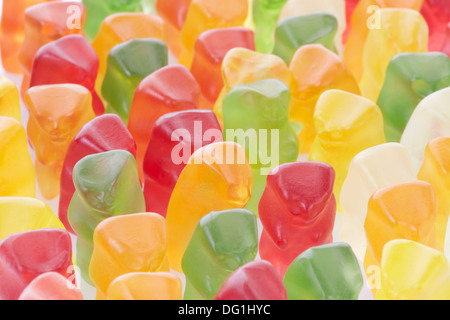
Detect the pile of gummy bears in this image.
<box><xmin>0</xmin><ymin>0</ymin><xmax>450</xmax><ymax>301</ymax></box>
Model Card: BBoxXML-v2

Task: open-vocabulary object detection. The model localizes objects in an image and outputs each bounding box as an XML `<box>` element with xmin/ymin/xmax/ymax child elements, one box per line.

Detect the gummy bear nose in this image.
<box><xmin>228</xmin><ymin>183</ymin><xmax>251</xmax><ymax>206</ymax></box>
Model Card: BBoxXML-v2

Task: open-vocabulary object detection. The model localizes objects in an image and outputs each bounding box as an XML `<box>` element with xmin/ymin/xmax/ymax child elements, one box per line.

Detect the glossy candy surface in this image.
<box><xmin>18</xmin><ymin>272</ymin><xmax>83</xmax><ymax>300</ymax></box>
<box><xmin>102</xmin><ymin>39</ymin><xmax>168</xmax><ymax>124</ymax></box>
<box><xmin>190</xmin><ymin>27</ymin><xmax>255</xmax><ymax>108</ymax></box>
<box><xmin>29</xmin><ymin>35</ymin><xmax>104</xmax><ymax>116</ymax></box>
<box><xmin>143</xmin><ymin>110</ymin><xmax>222</xmax><ymax>216</ymax></box>
<box><xmin>259</xmin><ymin>162</ymin><xmax>336</xmax><ymax>276</ymax></box>
<box><xmin>166</xmin><ymin>142</ymin><xmax>253</xmax><ymax>273</ymax></box>
<box><xmin>26</xmin><ymin>84</ymin><xmax>95</xmax><ymax>200</ymax></box>
<box><xmin>223</xmin><ymin>79</ymin><xmax>299</xmax><ymax>215</ymax></box>
<box><xmin>0</xmin><ymin>229</ymin><xmax>73</xmax><ymax>300</ymax></box>
<box><xmin>378</xmin><ymin>53</ymin><xmax>450</xmax><ymax>142</ymax></box>
<box><xmin>309</xmin><ymin>90</ymin><xmax>386</xmax><ymax>207</ymax></box>
<box><xmin>18</xmin><ymin>2</ymin><xmax>85</xmax><ymax>97</ymax></box>
<box><xmin>68</xmin><ymin>150</ymin><xmax>146</xmax><ymax>284</ymax></box>
<box><xmin>0</xmin><ymin>117</ymin><xmax>35</xmax><ymax>198</ymax></box>
<box><xmin>128</xmin><ymin>65</ymin><xmax>201</xmax><ymax>178</ymax></box>
<box><xmin>283</xmin><ymin>243</ymin><xmax>364</xmax><ymax>300</ymax></box>
<box><xmin>89</xmin><ymin>213</ymin><xmax>169</xmax><ymax>300</ymax></box>
<box><xmin>215</xmin><ymin>260</ymin><xmax>287</xmax><ymax>300</ymax></box>
<box><xmin>59</xmin><ymin>114</ymin><xmax>136</xmax><ymax>234</ymax></box>
<box><xmin>182</xmin><ymin>209</ymin><xmax>258</xmax><ymax>300</ymax></box>
<box><xmin>340</xmin><ymin>143</ymin><xmax>416</xmax><ymax>260</ymax></box>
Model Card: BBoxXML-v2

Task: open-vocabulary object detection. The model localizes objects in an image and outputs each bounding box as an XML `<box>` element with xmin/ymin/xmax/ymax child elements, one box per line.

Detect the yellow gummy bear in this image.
<box><xmin>89</xmin><ymin>213</ymin><xmax>170</xmax><ymax>300</ymax></box>
<box><xmin>0</xmin><ymin>117</ymin><xmax>35</xmax><ymax>198</ymax></box>
<box><xmin>359</xmin><ymin>8</ymin><xmax>428</xmax><ymax>102</ymax></box>
<box><xmin>343</xmin><ymin>0</ymin><xmax>424</xmax><ymax>82</ymax></box>
<box><xmin>166</xmin><ymin>142</ymin><xmax>253</xmax><ymax>272</ymax></box>
<box><xmin>106</xmin><ymin>272</ymin><xmax>182</xmax><ymax>300</ymax></box>
<box><xmin>0</xmin><ymin>197</ymin><xmax>65</xmax><ymax>242</ymax></box>
<box><xmin>377</xmin><ymin>240</ymin><xmax>450</xmax><ymax>300</ymax></box>
<box><xmin>309</xmin><ymin>89</ymin><xmax>385</xmax><ymax>209</ymax></box>
<box><xmin>178</xmin><ymin>0</ymin><xmax>248</xmax><ymax>68</ymax></box>
<box><xmin>0</xmin><ymin>76</ymin><xmax>21</xmax><ymax>121</ymax></box>
<box><xmin>418</xmin><ymin>137</ymin><xmax>450</xmax><ymax>249</ymax></box>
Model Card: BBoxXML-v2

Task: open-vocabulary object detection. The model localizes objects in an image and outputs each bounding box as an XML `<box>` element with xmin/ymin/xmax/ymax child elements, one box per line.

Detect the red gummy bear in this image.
<box><xmin>215</xmin><ymin>260</ymin><xmax>287</xmax><ymax>300</ymax></box>
<box><xmin>29</xmin><ymin>34</ymin><xmax>104</xmax><ymax>116</ymax></box>
<box><xmin>0</xmin><ymin>229</ymin><xmax>73</xmax><ymax>300</ymax></box>
<box><xmin>259</xmin><ymin>162</ymin><xmax>336</xmax><ymax>276</ymax></box>
<box><xmin>190</xmin><ymin>27</ymin><xmax>255</xmax><ymax>108</ymax></box>
<box><xmin>59</xmin><ymin>114</ymin><xmax>137</xmax><ymax>234</ymax></box>
<box><xmin>128</xmin><ymin>65</ymin><xmax>201</xmax><ymax>178</ymax></box>
<box><xmin>143</xmin><ymin>110</ymin><xmax>223</xmax><ymax>216</ymax></box>
<box><xmin>421</xmin><ymin>0</ymin><xmax>450</xmax><ymax>51</ymax></box>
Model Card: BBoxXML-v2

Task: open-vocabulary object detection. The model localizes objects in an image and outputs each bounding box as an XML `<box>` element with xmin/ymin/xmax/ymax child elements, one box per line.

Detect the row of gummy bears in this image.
<box><xmin>0</xmin><ymin>0</ymin><xmax>450</xmax><ymax>300</ymax></box>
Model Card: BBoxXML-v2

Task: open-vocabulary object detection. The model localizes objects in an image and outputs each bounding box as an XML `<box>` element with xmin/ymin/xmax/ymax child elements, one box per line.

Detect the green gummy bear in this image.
<box><xmin>182</xmin><ymin>209</ymin><xmax>259</xmax><ymax>300</ymax></box>
<box><xmin>102</xmin><ymin>39</ymin><xmax>168</xmax><ymax>124</ymax></box>
<box><xmin>283</xmin><ymin>243</ymin><xmax>364</xmax><ymax>300</ymax></box>
<box><xmin>68</xmin><ymin>150</ymin><xmax>146</xmax><ymax>284</ymax></box>
<box><xmin>253</xmin><ymin>0</ymin><xmax>288</xmax><ymax>53</ymax></box>
<box><xmin>82</xmin><ymin>0</ymin><xmax>155</xmax><ymax>41</ymax></box>
<box><xmin>222</xmin><ymin>79</ymin><xmax>299</xmax><ymax>215</ymax></box>
<box><xmin>273</xmin><ymin>13</ymin><xmax>338</xmax><ymax>65</ymax></box>
<box><xmin>378</xmin><ymin>52</ymin><xmax>450</xmax><ymax>142</ymax></box>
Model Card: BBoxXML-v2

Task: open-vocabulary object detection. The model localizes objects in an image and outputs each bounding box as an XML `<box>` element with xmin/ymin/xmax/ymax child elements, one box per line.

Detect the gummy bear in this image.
<box><xmin>252</xmin><ymin>0</ymin><xmax>287</xmax><ymax>53</ymax></box>
<box><xmin>273</xmin><ymin>13</ymin><xmax>338</xmax><ymax>65</ymax></box>
<box><xmin>29</xmin><ymin>34</ymin><xmax>104</xmax><ymax>116</ymax></box>
<box><xmin>59</xmin><ymin>114</ymin><xmax>137</xmax><ymax>234</ymax></box>
<box><xmin>178</xmin><ymin>0</ymin><xmax>248</xmax><ymax>68</ymax></box>
<box><xmin>364</xmin><ymin>181</ymin><xmax>442</xmax><ymax>289</ymax></box>
<box><xmin>340</xmin><ymin>143</ymin><xmax>417</xmax><ymax>260</ymax></box>
<box><xmin>283</xmin><ymin>243</ymin><xmax>364</xmax><ymax>300</ymax></box>
<box><xmin>278</xmin><ymin>0</ymin><xmax>346</xmax><ymax>54</ymax></box>
<box><xmin>19</xmin><ymin>272</ymin><xmax>83</xmax><ymax>300</ymax></box>
<box><xmin>289</xmin><ymin>44</ymin><xmax>360</xmax><ymax>153</ymax></box>
<box><xmin>378</xmin><ymin>53</ymin><xmax>450</xmax><ymax>142</ymax></box>
<box><xmin>190</xmin><ymin>27</ymin><xmax>255</xmax><ymax>109</ymax></box>
<box><xmin>259</xmin><ymin>162</ymin><xmax>336</xmax><ymax>276</ymax></box>
<box><xmin>0</xmin><ymin>198</ymin><xmax>65</xmax><ymax>242</ymax></box>
<box><xmin>155</xmin><ymin>0</ymin><xmax>192</xmax><ymax>58</ymax></box>
<box><xmin>376</xmin><ymin>239</ymin><xmax>450</xmax><ymax>300</ymax></box>
<box><xmin>344</xmin><ymin>0</ymin><xmax>424</xmax><ymax>81</ymax></box>
<box><xmin>82</xmin><ymin>0</ymin><xmax>154</xmax><ymax>41</ymax></box>
<box><xmin>68</xmin><ymin>150</ymin><xmax>146</xmax><ymax>284</ymax></box>
<box><xmin>215</xmin><ymin>260</ymin><xmax>287</xmax><ymax>300</ymax></box>
<box><xmin>90</xmin><ymin>213</ymin><xmax>169</xmax><ymax>300</ymax></box>
<box><xmin>143</xmin><ymin>110</ymin><xmax>223</xmax><ymax>216</ymax></box>
<box><xmin>0</xmin><ymin>0</ymin><xmax>58</xmax><ymax>74</ymax></box>
<box><xmin>418</xmin><ymin>137</ymin><xmax>450</xmax><ymax>249</ymax></box>
<box><xmin>0</xmin><ymin>117</ymin><xmax>35</xmax><ymax>198</ymax></box>
<box><xmin>0</xmin><ymin>229</ymin><xmax>73</xmax><ymax>300</ymax></box>
<box><xmin>401</xmin><ymin>87</ymin><xmax>450</xmax><ymax>170</ymax></box>
<box><xmin>102</xmin><ymin>39</ymin><xmax>167</xmax><ymax>124</ymax></box>
<box><xmin>0</xmin><ymin>76</ymin><xmax>21</xmax><ymax>122</ymax></box>
<box><xmin>166</xmin><ymin>142</ymin><xmax>253</xmax><ymax>273</ymax></box>
<box><xmin>213</xmin><ymin>48</ymin><xmax>291</xmax><ymax>126</ymax></box>
<box><xmin>359</xmin><ymin>8</ymin><xmax>429</xmax><ymax>102</ymax></box>
<box><xmin>421</xmin><ymin>0</ymin><xmax>450</xmax><ymax>51</ymax></box>
<box><xmin>309</xmin><ymin>90</ymin><xmax>386</xmax><ymax>208</ymax></box>
<box><xmin>25</xmin><ymin>84</ymin><xmax>96</xmax><ymax>200</ymax></box>
<box><xmin>128</xmin><ymin>65</ymin><xmax>201</xmax><ymax>178</ymax></box>
<box><xmin>91</xmin><ymin>13</ymin><xmax>164</xmax><ymax>105</ymax></box>
<box><xmin>182</xmin><ymin>209</ymin><xmax>258</xmax><ymax>300</ymax></box>
<box><xmin>106</xmin><ymin>272</ymin><xmax>182</xmax><ymax>300</ymax></box>
<box><xmin>18</xmin><ymin>2</ymin><xmax>85</xmax><ymax>98</ymax></box>
<box><xmin>222</xmin><ymin>79</ymin><xmax>299</xmax><ymax>215</ymax></box>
